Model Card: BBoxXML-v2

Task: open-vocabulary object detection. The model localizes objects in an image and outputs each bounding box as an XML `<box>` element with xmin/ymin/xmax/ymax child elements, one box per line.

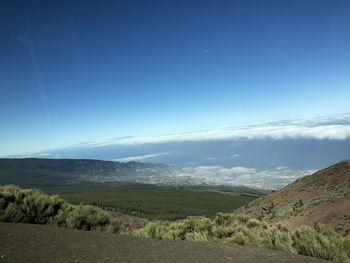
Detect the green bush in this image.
<box><xmin>246</xmin><ymin>218</ymin><xmax>261</xmax><ymax>228</ymax></box>
<box><xmin>259</xmin><ymin>223</ymin><xmax>295</xmax><ymax>253</ymax></box>
<box><xmin>64</xmin><ymin>204</ymin><xmax>110</xmax><ymax>231</ymax></box>
<box><xmin>134</xmin><ymin>212</ymin><xmax>350</xmax><ymax>262</ymax></box>
<box><xmin>134</xmin><ymin>220</ymin><xmax>170</xmax><ymax>239</ymax></box>
<box><xmin>134</xmin><ymin>217</ymin><xmax>212</xmax><ymax>241</ymax></box>
<box><xmin>0</xmin><ymin>185</ymin><xmax>121</xmax><ymax>234</ymax></box>
<box><xmin>293</xmin><ymin>224</ymin><xmax>350</xmax><ymax>262</ymax></box>
<box><xmin>0</xmin><ymin>185</ymin><xmax>63</xmax><ymax>224</ymax></box>
<box><xmin>1</xmin><ymin>202</ymin><xmax>25</xmax><ymax>222</ymax></box>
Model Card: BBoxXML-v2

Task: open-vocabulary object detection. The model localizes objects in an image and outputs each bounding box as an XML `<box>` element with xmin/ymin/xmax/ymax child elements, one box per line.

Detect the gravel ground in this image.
<box><xmin>0</xmin><ymin>223</ymin><xmax>326</xmax><ymax>263</ymax></box>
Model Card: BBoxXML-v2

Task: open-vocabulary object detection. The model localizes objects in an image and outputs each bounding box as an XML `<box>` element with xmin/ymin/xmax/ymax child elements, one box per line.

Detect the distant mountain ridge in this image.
<box><xmin>0</xmin><ymin>158</ymin><xmax>171</xmax><ymax>188</ymax></box>
<box><xmin>0</xmin><ymin>158</ymin><xmax>168</xmax><ymax>175</ymax></box>
<box><xmin>239</xmin><ymin>160</ymin><xmax>350</xmax><ymax>236</ymax></box>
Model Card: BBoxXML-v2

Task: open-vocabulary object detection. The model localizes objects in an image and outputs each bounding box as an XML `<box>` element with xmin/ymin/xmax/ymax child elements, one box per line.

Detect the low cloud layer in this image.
<box><xmin>114</xmin><ymin>152</ymin><xmax>170</xmax><ymax>162</ymax></box>
<box><xmin>5</xmin><ymin>114</ymin><xmax>350</xmax><ymax>178</ymax></box>
<box><xmin>83</xmin><ymin>113</ymin><xmax>350</xmax><ymax>148</ymax></box>
<box><xmin>169</xmin><ymin>166</ymin><xmax>315</xmax><ymax>189</ymax></box>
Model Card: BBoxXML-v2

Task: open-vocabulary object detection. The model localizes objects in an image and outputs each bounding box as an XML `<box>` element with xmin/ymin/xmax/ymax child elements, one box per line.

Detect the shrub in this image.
<box><xmin>134</xmin><ymin>217</ymin><xmax>213</xmax><ymax>241</ymax></box>
<box><xmin>1</xmin><ymin>202</ymin><xmax>25</xmax><ymax>222</ymax></box>
<box><xmin>134</xmin><ymin>212</ymin><xmax>350</xmax><ymax>262</ymax></box>
<box><xmin>293</xmin><ymin>225</ymin><xmax>350</xmax><ymax>262</ymax></box>
<box><xmin>227</xmin><ymin>231</ymin><xmax>251</xmax><ymax>245</ymax></box>
<box><xmin>180</xmin><ymin>217</ymin><xmax>213</xmax><ymax>240</ymax></box>
<box><xmin>21</xmin><ymin>191</ymin><xmax>64</xmax><ymax>224</ymax></box>
<box><xmin>0</xmin><ymin>185</ymin><xmax>121</xmax><ymax>234</ymax></box>
<box><xmin>246</xmin><ymin>218</ymin><xmax>261</xmax><ymax>228</ymax></box>
<box><xmin>134</xmin><ymin>220</ymin><xmax>172</xmax><ymax>239</ymax></box>
<box><xmin>185</xmin><ymin>231</ymin><xmax>209</xmax><ymax>241</ymax></box>
<box><xmin>0</xmin><ymin>185</ymin><xmax>63</xmax><ymax>224</ymax></box>
<box><xmin>260</xmin><ymin>223</ymin><xmax>295</xmax><ymax>253</ymax></box>
<box><xmin>64</xmin><ymin>204</ymin><xmax>111</xmax><ymax>231</ymax></box>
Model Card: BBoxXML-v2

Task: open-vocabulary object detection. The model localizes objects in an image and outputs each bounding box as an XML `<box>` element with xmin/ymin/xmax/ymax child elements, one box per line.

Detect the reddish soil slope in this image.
<box><xmin>240</xmin><ymin>161</ymin><xmax>350</xmax><ymax>236</ymax></box>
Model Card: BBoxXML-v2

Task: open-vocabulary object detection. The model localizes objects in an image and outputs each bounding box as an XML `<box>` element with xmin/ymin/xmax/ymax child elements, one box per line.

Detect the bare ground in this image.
<box><xmin>282</xmin><ymin>198</ymin><xmax>350</xmax><ymax>236</ymax></box>
<box><xmin>0</xmin><ymin>223</ymin><xmax>326</xmax><ymax>263</ymax></box>
<box><xmin>240</xmin><ymin>161</ymin><xmax>350</xmax><ymax>236</ymax></box>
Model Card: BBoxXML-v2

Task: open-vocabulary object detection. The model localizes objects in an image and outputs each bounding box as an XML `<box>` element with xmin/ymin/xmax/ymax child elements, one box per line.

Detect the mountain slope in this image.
<box><xmin>240</xmin><ymin>160</ymin><xmax>350</xmax><ymax>236</ymax></box>
<box><xmin>0</xmin><ymin>158</ymin><xmax>170</xmax><ymax>188</ymax></box>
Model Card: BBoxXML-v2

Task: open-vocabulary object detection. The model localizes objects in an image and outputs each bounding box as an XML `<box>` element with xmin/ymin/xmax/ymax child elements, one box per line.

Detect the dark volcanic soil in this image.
<box><xmin>0</xmin><ymin>223</ymin><xmax>326</xmax><ymax>263</ymax></box>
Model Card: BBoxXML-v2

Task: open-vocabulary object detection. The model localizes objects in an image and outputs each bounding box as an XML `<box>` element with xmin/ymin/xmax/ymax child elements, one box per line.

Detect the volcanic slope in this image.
<box><xmin>240</xmin><ymin>161</ymin><xmax>350</xmax><ymax>236</ymax></box>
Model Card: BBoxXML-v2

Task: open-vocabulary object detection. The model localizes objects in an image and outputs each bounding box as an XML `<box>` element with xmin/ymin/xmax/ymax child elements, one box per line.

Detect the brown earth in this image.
<box><xmin>282</xmin><ymin>198</ymin><xmax>350</xmax><ymax>235</ymax></box>
<box><xmin>0</xmin><ymin>222</ymin><xmax>326</xmax><ymax>263</ymax></box>
<box><xmin>239</xmin><ymin>161</ymin><xmax>350</xmax><ymax>235</ymax></box>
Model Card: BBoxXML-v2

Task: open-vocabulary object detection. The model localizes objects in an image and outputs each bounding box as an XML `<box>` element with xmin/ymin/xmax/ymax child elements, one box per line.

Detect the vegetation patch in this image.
<box><xmin>54</xmin><ymin>185</ymin><xmax>258</xmax><ymax>220</ymax></box>
<box><xmin>1</xmin><ymin>185</ymin><xmax>349</xmax><ymax>262</ymax></box>
<box><xmin>134</xmin><ymin>213</ymin><xmax>350</xmax><ymax>262</ymax></box>
<box><xmin>0</xmin><ymin>185</ymin><xmax>121</xmax><ymax>233</ymax></box>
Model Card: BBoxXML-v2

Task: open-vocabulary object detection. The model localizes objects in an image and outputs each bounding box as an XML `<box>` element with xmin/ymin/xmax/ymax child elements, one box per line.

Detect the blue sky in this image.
<box><xmin>1</xmin><ymin>0</ymin><xmax>350</xmax><ymax>156</ymax></box>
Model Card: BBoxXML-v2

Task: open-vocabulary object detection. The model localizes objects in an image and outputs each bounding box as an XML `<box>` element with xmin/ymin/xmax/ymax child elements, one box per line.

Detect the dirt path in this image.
<box><xmin>0</xmin><ymin>223</ymin><xmax>326</xmax><ymax>263</ymax></box>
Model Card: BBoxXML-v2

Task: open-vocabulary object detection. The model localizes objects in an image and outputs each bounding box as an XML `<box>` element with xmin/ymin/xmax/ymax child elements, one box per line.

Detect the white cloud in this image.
<box><xmin>36</xmin><ymin>152</ymin><xmax>52</xmax><ymax>157</ymax></box>
<box><xmin>8</xmin><ymin>152</ymin><xmax>61</xmax><ymax>158</ymax></box>
<box><xmin>84</xmin><ymin>113</ymin><xmax>350</xmax><ymax>148</ymax></box>
<box><xmin>114</xmin><ymin>152</ymin><xmax>170</xmax><ymax>162</ymax></box>
<box><xmin>170</xmin><ymin>165</ymin><xmax>315</xmax><ymax>189</ymax></box>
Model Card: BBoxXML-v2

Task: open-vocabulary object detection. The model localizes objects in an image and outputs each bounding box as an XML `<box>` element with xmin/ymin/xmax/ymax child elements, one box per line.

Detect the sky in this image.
<box><xmin>1</xmin><ymin>0</ymin><xmax>350</xmax><ymax>156</ymax></box>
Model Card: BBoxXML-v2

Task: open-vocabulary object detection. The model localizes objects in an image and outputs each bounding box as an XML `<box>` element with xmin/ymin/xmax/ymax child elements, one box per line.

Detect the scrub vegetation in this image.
<box><xmin>134</xmin><ymin>214</ymin><xmax>350</xmax><ymax>262</ymax></box>
<box><xmin>239</xmin><ymin>160</ymin><xmax>350</xmax><ymax>236</ymax></box>
<box><xmin>1</xmin><ymin>185</ymin><xmax>349</xmax><ymax>262</ymax></box>
<box><xmin>0</xmin><ymin>185</ymin><xmax>120</xmax><ymax>233</ymax></box>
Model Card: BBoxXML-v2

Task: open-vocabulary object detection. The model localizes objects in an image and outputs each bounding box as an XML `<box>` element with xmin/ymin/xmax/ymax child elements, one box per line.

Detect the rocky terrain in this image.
<box><xmin>240</xmin><ymin>161</ymin><xmax>350</xmax><ymax>236</ymax></box>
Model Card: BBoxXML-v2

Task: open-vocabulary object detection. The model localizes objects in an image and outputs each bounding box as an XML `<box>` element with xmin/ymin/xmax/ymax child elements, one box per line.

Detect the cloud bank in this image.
<box><xmin>5</xmin><ymin>113</ymin><xmax>350</xmax><ymax>174</ymax></box>
<box><xmin>84</xmin><ymin>113</ymin><xmax>350</xmax><ymax>148</ymax></box>
<box><xmin>170</xmin><ymin>166</ymin><xmax>316</xmax><ymax>189</ymax></box>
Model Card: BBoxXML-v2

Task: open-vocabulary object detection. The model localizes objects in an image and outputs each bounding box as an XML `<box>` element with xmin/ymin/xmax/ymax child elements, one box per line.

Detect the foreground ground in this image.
<box><xmin>0</xmin><ymin>223</ymin><xmax>326</xmax><ymax>263</ymax></box>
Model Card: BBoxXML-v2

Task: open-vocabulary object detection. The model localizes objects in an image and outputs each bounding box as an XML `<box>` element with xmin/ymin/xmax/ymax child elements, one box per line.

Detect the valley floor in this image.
<box><xmin>0</xmin><ymin>223</ymin><xmax>326</xmax><ymax>263</ymax></box>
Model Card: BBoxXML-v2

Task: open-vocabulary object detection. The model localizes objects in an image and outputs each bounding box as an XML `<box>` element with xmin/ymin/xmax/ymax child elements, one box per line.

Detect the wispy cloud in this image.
<box><xmin>114</xmin><ymin>152</ymin><xmax>170</xmax><ymax>162</ymax></box>
<box><xmin>7</xmin><ymin>152</ymin><xmax>62</xmax><ymax>158</ymax></box>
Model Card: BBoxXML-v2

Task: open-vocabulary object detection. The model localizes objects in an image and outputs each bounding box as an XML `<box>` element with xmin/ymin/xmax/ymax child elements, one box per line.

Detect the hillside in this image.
<box><xmin>240</xmin><ymin>161</ymin><xmax>350</xmax><ymax>236</ymax></box>
<box><xmin>1</xmin><ymin>184</ymin><xmax>349</xmax><ymax>261</ymax></box>
<box><xmin>0</xmin><ymin>158</ymin><xmax>170</xmax><ymax>188</ymax></box>
<box><xmin>0</xmin><ymin>158</ymin><xmax>270</xmax><ymax>194</ymax></box>
<box><xmin>0</xmin><ymin>222</ymin><xmax>327</xmax><ymax>263</ymax></box>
